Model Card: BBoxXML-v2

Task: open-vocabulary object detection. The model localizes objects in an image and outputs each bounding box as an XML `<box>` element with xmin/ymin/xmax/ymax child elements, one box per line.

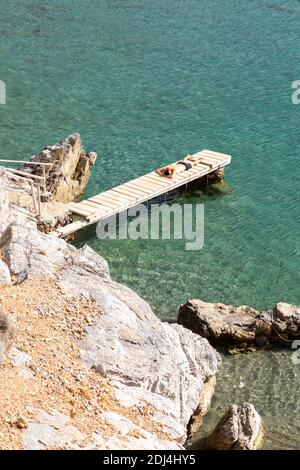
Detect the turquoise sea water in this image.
<box><xmin>1</xmin><ymin>0</ymin><xmax>299</xmax><ymax>449</ymax></box>
<box><xmin>193</xmin><ymin>347</ymin><xmax>300</xmax><ymax>450</ymax></box>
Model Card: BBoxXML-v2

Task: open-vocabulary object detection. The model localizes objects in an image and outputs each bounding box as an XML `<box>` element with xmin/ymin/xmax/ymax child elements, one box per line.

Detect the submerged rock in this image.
<box><xmin>178</xmin><ymin>299</ymin><xmax>300</xmax><ymax>350</ymax></box>
<box><xmin>206</xmin><ymin>402</ymin><xmax>264</xmax><ymax>450</ymax></box>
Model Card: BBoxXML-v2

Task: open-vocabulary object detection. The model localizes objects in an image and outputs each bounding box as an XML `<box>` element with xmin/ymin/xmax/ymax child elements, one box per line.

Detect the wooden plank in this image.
<box><xmin>105</xmin><ymin>191</ymin><xmax>138</xmax><ymax>203</ymax></box>
<box><xmin>144</xmin><ymin>174</ymin><xmax>174</xmax><ymax>187</ymax></box>
<box><xmin>68</xmin><ymin>203</ymin><xmax>96</xmax><ymax>216</ymax></box>
<box><xmin>202</xmin><ymin>149</ymin><xmax>231</xmax><ymax>159</ymax></box>
<box><xmin>125</xmin><ymin>183</ymin><xmax>155</xmax><ymax>197</ymax></box>
<box><xmin>92</xmin><ymin>191</ymin><xmax>130</xmax><ymax>202</ymax></box>
<box><xmin>87</xmin><ymin>206</ymin><xmax>120</xmax><ymax>222</ymax></box>
<box><xmin>113</xmin><ymin>187</ymin><xmax>142</xmax><ymax>203</ymax></box>
<box><xmin>72</xmin><ymin>202</ymin><xmax>100</xmax><ymax>212</ymax></box>
<box><xmin>92</xmin><ymin>195</ymin><xmax>132</xmax><ymax>208</ymax></box>
<box><xmin>55</xmin><ymin>220</ymin><xmax>87</xmax><ymax>237</ymax></box>
<box><xmin>110</xmin><ymin>187</ymin><xmax>142</xmax><ymax>200</ymax></box>
<box><xmin>68</xmin><ymin>208</ymin><xmax>92</xmax><ymax>218</ymax></box>
<box><xmin>136</xmin><ymin>175</ymin><xmax>164</xmax><ymax>188</ymax></box>
<box><xmin>122</xmin><ymin>181</ymin><xmax>152</xmax><ymax>195</ymax></box>
<box><xmin>89</xmin><ymin>193</ymin><xmax>122</xmax><ymax>207</ymax></box>
<box><xmin>69</xmin><ymin>202</ymin><xmax>110</xmax><ymax>218</ymax></box>
<box><xmin>109</xmin><ymin>189</ymin><xmax>139</xmax><ymax>202</ymax></box>
<box><xmin>133</xmin><ymin>177</ymin><xmax>165</xmax><ymax>191</ymax></box>
<box><xmin>116</xmin><ymin>184</ymin><xmax>150</xmax><ymax>197</ymax></box>
<box><xmin>192</xmin><ymin>151</ymin><xmax>203</xmax><ymax>158</ymax></box>
<box><xmin>203</xmin><ymin>156</ymin><xmax>230</xmax><ymax>165</ymax></box>
<box><xmin>89</xmin><ymin>194</ymin><xmax>128</xmax><ymax>207</ymax></box>
<box><xmin>85</xmin><ymin>196</ymin><xmax>119</xmax><ymax>212</ymax></box>
<box><xmin>128</xmin><ymin>173</ymin><xmax>168</xmax><ymax>189</ymax></box>
<box><xmin>80</xmin><ymin>200</ymin><xmax>110</xmax><ymax>208</ymax></box>
<box><xmin>142</xmin><ymin>175</ymin><xmax>170</xmax><ymax>188</ymax></box>
<box><xmin>87</xmin><ymin>193</ymin><xmax>123</xmax><ymax>204</ymax></box>
<box><xmin>202</xmin><ymin>154</ymin><xmax>224</xmax><ymax>165</ymax></box>
<box><xmin>201</xmin><ymin>150</ymin><xmax>224</xmax><ymax>159</ymax></box>
<box><xmin>71</xmin><ymin>200</ymin><xmax>111</xmax><ymax>213</ymax></box>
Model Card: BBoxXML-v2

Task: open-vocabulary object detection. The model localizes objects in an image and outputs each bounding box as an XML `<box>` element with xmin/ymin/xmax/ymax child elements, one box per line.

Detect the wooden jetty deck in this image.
<box><xmin>55</xmin><ymin>149</ymin><xmax>231</xmax><ymax>237</ymax></box>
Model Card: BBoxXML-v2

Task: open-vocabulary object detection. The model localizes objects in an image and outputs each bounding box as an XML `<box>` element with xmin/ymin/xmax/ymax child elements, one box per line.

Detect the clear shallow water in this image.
<box><xmin>1</xmin><ymin>0</ymin><xmax>299</xmax><ymax>449</ymax></box>
<box><xmin>192</xmin><ymin>347</ymin><xmax>300</xmax><ymax>450</ymax></box>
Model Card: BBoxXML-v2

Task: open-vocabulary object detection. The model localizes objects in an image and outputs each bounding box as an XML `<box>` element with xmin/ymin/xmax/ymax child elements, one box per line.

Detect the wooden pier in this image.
<box><xmin>55</xmin><ymin>149</ymin><xmax>231</xmax><ymax>237</ymax></box>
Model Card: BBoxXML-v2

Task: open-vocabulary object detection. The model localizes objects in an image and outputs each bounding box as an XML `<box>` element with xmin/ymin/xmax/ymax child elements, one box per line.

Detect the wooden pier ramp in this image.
<box><xmin>55</xmin><ymin>149</ymin><xmax>231</xmax><ymax>237</ymax></box>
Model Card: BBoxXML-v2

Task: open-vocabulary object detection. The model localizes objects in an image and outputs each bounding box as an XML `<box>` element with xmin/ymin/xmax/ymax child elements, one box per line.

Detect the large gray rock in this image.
<box><xmin>206</xmin><ymin>402</ymin><xmax>264</xmax><ymax>450</ymax></box>
<box><xmin>0</xmin><ymin>216</ymin><xmax>75</xmax><ymax>283</ymax></box>
<box><xmin>58</xmin><ymin>260</ymin><xmax>221</xmax><ymax>440</ymax></box>
<box><xmin>178</xmin><ymin>299</ymin><xmax>300</xmax><ymax>350</ymax></box>
<box><xmin>23</xmin><ymin>408</ymin><xmax>182</xmax><ymax>450</ymax></box>
<box><xmin>0</xmin><ymin>201</ymin><xmax>220</xmax><ymax>448</ymax></box>
<box><xmin>22</xmin><ymin>409</ymin><xmax>84</xmax><ymax>450</ymax></box>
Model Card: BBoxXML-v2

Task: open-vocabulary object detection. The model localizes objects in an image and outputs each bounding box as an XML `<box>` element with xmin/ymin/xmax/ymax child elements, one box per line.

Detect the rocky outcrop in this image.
<box><xmin>178</xmin><ymin>299</ymin><xmax>300</xmax><ymax>351</ymax></box>
<box><xmin>273</xmin><ymin>303</ymin><xmax>300</xmax><ymax>338</ymax></box>
<box><xmin>22</xmin><ymin>133</ymin><xmax>97</xmax><ymax>203</ymax></box>
<box><xmin>206</xmin><ymin>402</ymin><xmax>264</xmax><ymax>450</ymax></box>
<box><xmin>2</xmin><ymin>134</ymin><xmax>96</xmax><ymax>233</ymax></box>
<box><xmin>0</xmin><ymin>181</ymin><xmax>220</xmax><ymax>449</ymax></box>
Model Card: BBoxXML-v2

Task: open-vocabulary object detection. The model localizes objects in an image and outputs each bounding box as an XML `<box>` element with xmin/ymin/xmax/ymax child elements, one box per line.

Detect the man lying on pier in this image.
<box><xmin>156</xmin><ymin>155</ymin><xmax>202</xmax><ymax>179</ymax></box>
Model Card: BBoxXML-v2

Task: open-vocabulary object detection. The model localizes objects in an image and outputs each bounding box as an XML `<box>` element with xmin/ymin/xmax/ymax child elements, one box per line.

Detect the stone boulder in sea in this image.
<box><xmin>178</xmin><ymin>299</ymin><xmax>300</xmax><ymax>351</ymax></box>
<box><xmin>206</xmin><ymin>402</ymin><xmax>264</xmax><ymax>450</ymax></box>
